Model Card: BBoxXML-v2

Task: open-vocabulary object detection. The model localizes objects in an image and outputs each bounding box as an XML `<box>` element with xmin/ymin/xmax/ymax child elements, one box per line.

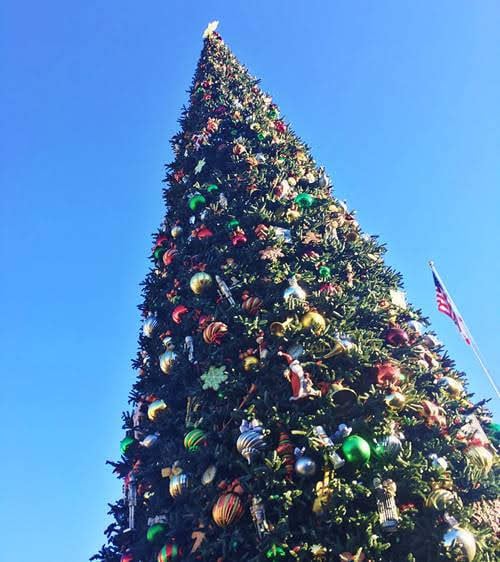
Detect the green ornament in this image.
<box><xmin>154</xmin><ymin>246</ymin><xmax>165</xmax><ymax>260</ymax></box>
<box><xmin>120</xmin><ymin>435</ymin><xmax>135</xmax><ymax>455</ymax></box>
<box><xmin>146</xmin><ymin>523</ymin><xmax>167</xmax><ymax>543</ymax></box>
<box><xmin>318</xmin><ymin>265</ymin><xmax>331</xmax><ymax>279</ymax></box>
<box><xmin>257</xmin><ymin>132</ymin><xmax>266</xmax><ymax>141</ymax></box>
<box><xmin>342</xmin><ymin>435</ymin><xmax>371</xmax><ymax>463</ymax></box>
<box><xmin>200</xmin><ymin>366</ymin><xmax>228</xmax><ymax>390</ymax></box>
<box><xmin>294</xmin><ymin>192</ymin><xmax>315</xmax><ymax>208</ymax></box>
<box><xmin>184</xmin><ymin>429</ymin><xmax>207</xmax><ymax>452</ymax></box>
<box><xmin>188</xmin><ymin>193</ymin><xmax>206</xmax><ymax>211</ymax></box>
<box><xmin>206</xmin><ymin>183</ymin><xmax>218</xmax><ymax>192</ymax></box>
<box><xmin>226</xmin><ymin>219</ymin><xmax>240</xmax><ymax>230</ymax></box>
<box><xmin>266</xmin><ymin>545</ymin><xmax>286</xmax><ymax>559</ymax></box>
<box><xmin>268</xmin><ymin>108</ymin><xmax>279</xmax><ymax>119</ymax></box>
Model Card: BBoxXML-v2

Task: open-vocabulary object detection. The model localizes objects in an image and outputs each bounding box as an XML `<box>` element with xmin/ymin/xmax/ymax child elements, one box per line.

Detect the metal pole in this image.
<box><xmin>429</xmin><ymin>261</ymin><xmax>499</xmax><ymax>398</ymax></box>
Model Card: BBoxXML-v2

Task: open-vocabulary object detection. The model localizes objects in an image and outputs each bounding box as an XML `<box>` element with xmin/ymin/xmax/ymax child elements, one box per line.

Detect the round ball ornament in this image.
<box><xmin>212</xmin><ymin>492</ymin><xmax>244</xmax><ymax>527</ymax></box>
<box><xmin>437</xmin><ymin>376</ymin><xmax>464</xmax><ymax>397</ymax></box>
<box><xmin>442</xmin><ymin>525</ymin><xmax>476</xmax><ymax>561</ymax></box>
<box><xmin>143</xmin><ymin>315</ymin><xmax>158</xmax><ymax>338</ymax></box>
<box><xmin>188</xmin><ymin>193</ymin><xmax>206</xmax><ymax>212</ymax></box>
<box><xmin>202</xmin><ymin>321</ymin><xmax>228</xmax><ymax>345</ymax></box>
<box><xmin>120</xmin><ymin>435</ymin><xmax>135</xmax><ymax>455</ymax></box>
<box><xmin>169</xmin><ymin>473</ymin><xmax>190</xmax><ymax>498</ymax></box>
<box><xmin>157</xmin><ymin>544</ymin><xmax>183</xmax><ymax>562</ymax></box>
<box><xmin>184</xmin><ymin>429</ymin><xmax>207</xmax><ymax>452</ymax></box>
<box><xmin>241</xmin><ymin>295</ymin><xmax>263</xmax><ymax>315</ymax></box>
<box><xmin>426</xmin><ymin>488</ymin><xmax>457</xmax><ymax>510</ymax></box>
<box><xmin>342</xmin><ymin>435</ymin><xmax>371</xmax><ymax>464</ymax></box>
<box><xmin>159</xmin><ymin>350</ymin><xmax>177</xmax><ymax>375</ymax></box>
<box><xmin>121</xmin><ymin>554</ymin><xmax>134</xmax><ymax>562</ymax></box>
<box><xmin>294</xmin><ymin>192</ymin><xmax>315</xmax><ymax>208</ymax></box>
<box><xmin>162</xmin><ymin>248</ymin><xmax>178</xmax><ymax>266</ymax></box>
<box><xmin>295</xmin><ymin>456</ymin><xmax>317</xmax><ymax>477</ymax></box>
<box><xmin>148</xmin><ymin>399</ymin><xmax>168</xmax><ymax>421</ymax></box>
<box><xmin>301</xmin><ymin>311</ymin><xmax>326</xmax><ymax>334</ymax></box>
<box><xmin>377</xmin><ymin>434</ymin><xmax>403</xmax><ymax>457</ymax></box>
<box><xmin>385</xmin><ymin>327</ymin><xmax>410</xmax><ymax>347</ymax></box>
<box><xmin>190</xmin><ymin>272</ymin><xmax>213</xmax><ymax>295</ymax></box>
<box><xmin>384</xmin><ymin>391</ymin><xmax>406</xmax><ymax>411</ymax></box>
<box><xmin>171</xmin><ymin>225</ymin><xmax>183</xmax><ymax>238</ymax></box>
<box><xmin>147</xmin><ymin>523</ymin><xmax>167</xmax><ymax>543</ymax></box>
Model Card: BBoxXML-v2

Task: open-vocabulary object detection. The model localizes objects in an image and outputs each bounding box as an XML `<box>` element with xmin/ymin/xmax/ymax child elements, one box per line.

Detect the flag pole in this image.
<box><xmin>429</xmin><ymin>261</ymin><xmax>500</xmax><ymax>398</ymax></box>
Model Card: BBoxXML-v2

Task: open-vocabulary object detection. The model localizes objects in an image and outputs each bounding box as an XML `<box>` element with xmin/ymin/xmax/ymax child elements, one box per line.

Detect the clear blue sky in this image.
<box><xmin>1</xmin><ymin>2</ymin><xmax>499</xmax><ymax>560</ymax></box>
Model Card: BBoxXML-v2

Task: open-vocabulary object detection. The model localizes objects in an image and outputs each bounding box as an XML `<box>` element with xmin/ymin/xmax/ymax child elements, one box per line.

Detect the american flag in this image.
<box><xmin>432</xmin><ymin>271</ymin><xmax>471</xmax><ymax>345</ymax></box>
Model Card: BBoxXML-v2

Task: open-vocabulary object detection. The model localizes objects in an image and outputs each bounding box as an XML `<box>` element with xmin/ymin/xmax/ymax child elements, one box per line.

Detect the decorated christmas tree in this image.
<box><xmin>93</xmin><ymin>23</ymin><xmax>499</xmax><ymax>562</ymax></box>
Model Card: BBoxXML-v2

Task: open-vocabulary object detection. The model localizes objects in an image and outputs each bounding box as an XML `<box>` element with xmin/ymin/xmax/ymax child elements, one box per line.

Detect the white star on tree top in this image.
<box><xmin>203</xmin><ymin>21</ymin><xmax>219</xmax><ymax>39</ymax></box>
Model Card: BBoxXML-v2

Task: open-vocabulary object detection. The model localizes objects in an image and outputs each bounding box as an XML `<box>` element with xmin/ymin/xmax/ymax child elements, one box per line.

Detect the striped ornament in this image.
<box><xmin>157</xmin><ymin>544</ymin><xmax>182</xmax><ymax>562</ymax></box>
<box><xmin>465</xmin><ymin>445</ymin><xmax>494</xmax><ymax>476</ymax></box>
<box><xmin>202</xmin><ymin>321</ymin><xmax>228</xmax><ymax>344</ymax></box>
<box><xmin>169</xmin><ymin>474</ymin><xmax>190</xmax><ymax>498</ymax></box>
<box><xmin>148</xmin><ymin>399</ymin><xmax>168</xmax><ymax>421</ymax></box>
<box><xmin>143</xmin><ymin>315</ymin><xmax>158</xmax><ymax>338</ymax></box>
<box><xmin>241</xmin><ymin>296</ymin><xmax>263</xmax><ymax>315</ymax></box>
<box><xmin>236</xmin><ymin>429</ymin><xmax>266</xmax><ymax>463</ymax></box>
<box><xmin>162</xmin><ymin>248</ymin><xmax>178</xmax><ymax>266</ymax></box>
<box><xmin>183</xmin><ymin>429</ymin><xmax>207</xmax><ymax>452</ymax></box>
<box><xmin>212</xmin><ymin>492</ymin><xmax>244</xmax><ymax>527</ymax></box>
<box><xmin>426</xmin><ymin>488</ymin><xmax>457</xmax><ymax>510</ymax></box>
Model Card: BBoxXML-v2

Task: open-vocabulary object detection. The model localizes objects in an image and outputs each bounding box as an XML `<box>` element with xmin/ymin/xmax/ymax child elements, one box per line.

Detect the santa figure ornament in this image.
<box><xmin>278</xmin><ymin>351</ymin><xmax>321</xmax><ymax>400</ymax></box>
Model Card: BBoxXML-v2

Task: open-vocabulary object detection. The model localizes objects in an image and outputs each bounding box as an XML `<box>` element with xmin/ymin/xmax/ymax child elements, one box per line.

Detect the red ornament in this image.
<box><xmin>203</xmin><ymin>321</ymin><xmax>228</xmax><ymax>344</ymax></box>
<box><xmin>385</xmin><ymin>327</ymin><xmax>410</xmax><ymax>347</ymax></box>
<box><xmin>241</xmin><ymin>293</ymin><xmax>263</xmax><ymax>315</ymax></box>
<box><xmin>153</xmin><ymin>235</ymin><xmax>168</xmax><ymax>249</ymax></box>
<box><xmin>230</xmin><ymin>227</ymin><xmax>247</xmax><ymax>246</ymax></box>
<box><xmin>212</xmin><ymin>492</ymin><xmax>244</xmax><ymax>527</ymax></box>
<box><xmin>121</xmin><ymin>554</ymin><xmax>134</xmax><ymax>562</ymax></box>
<box><xmin>276</xmin><ymin>431</ymin><xmax>295</xmax><ymax>481</ymax></box>
<box><xmin>373</xmin><ymin>362</ymin><xmax>402</xmax><ymax>388</ymax></box>
<box><xmin>173</xmin><ymin>169</ymin><xmax>185</xmax><ymax>183</ymax></box>
<box><xmin>274</xmin><ymin>120</ymin><xmax>287</xmax><ymax>133</ymax></box>
<box><xmin>172</xmin><ymin>305</ymin><xmax>189</xmax><ymax>324</ymax></box>
<box><xmin>192</xmin><ymin>225</ymin><xmax>213</xmax><ymax>239</ymax></box>
<box><xmin>163</xmin><ymin>248</ymin><xmax>178</xmax><ymax>266</ymax></box>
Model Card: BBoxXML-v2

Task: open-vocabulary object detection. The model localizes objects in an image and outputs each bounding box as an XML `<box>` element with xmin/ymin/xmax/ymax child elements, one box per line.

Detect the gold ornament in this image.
<box><xmin>384</xmin><ymin>391</ymin><xmax>406</xmax><ymax>411</ymax></box>
<box><xmin>301</xmin><ymin>311</ymin><xmax>326</xmax><ymax>334</ymax></box>
<box><xmin>189</xmin><ymin>272</ymin><xmax>213</xmax><ymax>295</ymax></box>
<box><xmin>465</xmin><ymin>445</ymin><xmax>494</xmax><ymax>477</ymax></box>
<box><xmin>426</xmin><ymin>488</ymin><xmax>458</xmax><ymax>510</ymax></box>
<box><xmin>242</xmin><ymin>356</ymin><xmax>260</xmax><ymax>372</ymax></box>
<box><xmin>148</xmin><ymin>399</ymin><xmax>168</xmax><ymax>421</ymax></box>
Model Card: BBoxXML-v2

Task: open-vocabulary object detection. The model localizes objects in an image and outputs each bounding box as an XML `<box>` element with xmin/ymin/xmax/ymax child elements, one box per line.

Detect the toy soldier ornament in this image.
<box><xmin>373</xmin><ymin>477</ymin><xmax>399</xmax><ymax>533</ymax></box>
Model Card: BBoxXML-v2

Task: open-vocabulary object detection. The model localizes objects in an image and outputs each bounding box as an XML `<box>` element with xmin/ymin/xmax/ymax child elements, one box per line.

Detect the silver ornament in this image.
<box><xmin>429</xmin><ymin>453</ymin><xmax>448</xmax><ymax>471</ymax></box>
<box><xmin>294</xmin><ymin>456</ymin><xmax>317</xmax><ymax>476</ymax></box>
<box><xmin>237</xmin><ymin>430</ymin><xmax>266</xmax><ymax>463</ymax></box>
<box><xmin>169</xmin><ymin>473</ymin><xmax>190</xmax><ymax>498</ymax></box>
<box><xmin>143</xmin><ymin>315</ymin><xmax>158</xmax><ymax>338</ymax></box>
<box><xmin>141</xmin><ymin>433</ymin><xmax>159</xmax><ymax>448</ymax></box>
<box><xmin>379</xmin><ymin>433</ymin><xmax>403</xmax><ymax>457</ymax></box>
<box><xmin>201</xmin><ymin>464</ymin><xmax>217</xmax><ymax>485</ymax></box>
<box><xmin>283</xmin><ymin>276</ymin><xmax>306</xmax><ymax>301</ymax></box>
<box><xmin>237</xmin><ymin>420</ymin><xmax>266</xmax><ymax>463</ymax></box>
<box><xmin>159</xmin><ymin>350</ymin><xmax>177</xmax><ymax>375</ymax></box>
<box><xmin>443</xmin><ymin>525</ymin><xmax>476</xmax><ymax>561</ymax></box>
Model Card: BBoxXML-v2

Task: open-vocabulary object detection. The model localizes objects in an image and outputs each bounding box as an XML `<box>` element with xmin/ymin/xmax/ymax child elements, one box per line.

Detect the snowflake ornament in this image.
<box><xmin>200</xmin><ymin>365</ymin><xmax>228</xmax><ymax>390</ymax></box>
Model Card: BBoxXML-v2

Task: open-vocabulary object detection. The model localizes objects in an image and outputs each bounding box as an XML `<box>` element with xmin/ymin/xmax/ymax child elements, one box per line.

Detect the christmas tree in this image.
<box><xmin>94</xmin><ymin>23</ymin><xmax>499</xmax><ymax>562</ymax></box>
